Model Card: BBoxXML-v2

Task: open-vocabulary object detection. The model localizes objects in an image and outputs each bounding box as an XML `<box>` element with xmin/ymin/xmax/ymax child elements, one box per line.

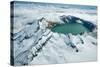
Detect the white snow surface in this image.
<box><xmin>29</xmin><ymin>33</ymin><xmax>97</xmax><ymax>65</ymax></box>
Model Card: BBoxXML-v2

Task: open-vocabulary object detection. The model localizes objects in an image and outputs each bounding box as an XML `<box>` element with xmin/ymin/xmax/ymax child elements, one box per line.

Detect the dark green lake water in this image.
<box><xmin>51</xmin><ymin>23</ymin><xmax>90</xmax><ymax>35</ymax></box>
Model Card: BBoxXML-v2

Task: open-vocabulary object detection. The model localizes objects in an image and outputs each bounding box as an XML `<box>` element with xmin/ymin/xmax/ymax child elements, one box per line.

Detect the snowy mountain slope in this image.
<box><xmin>12</xmin><ymin>19</ymin><xmax>53</xmax><ymax>65</ymax></box>
<box><xmin>11</xmin><ymin>16</ymin><xmax>97</xmax><ymax>65</ymax></box>
<box><xmin>29</xmin><ymin>33</ymin><xmax>97</xmax><ymax>65</ymax></box>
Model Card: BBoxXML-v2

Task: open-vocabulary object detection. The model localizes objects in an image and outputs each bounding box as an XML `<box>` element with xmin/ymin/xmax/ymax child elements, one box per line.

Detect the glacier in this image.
<box><xmin>11</xmin><ymin>1</ymin><xmax>97</xmax><ymax>66</ymax></box>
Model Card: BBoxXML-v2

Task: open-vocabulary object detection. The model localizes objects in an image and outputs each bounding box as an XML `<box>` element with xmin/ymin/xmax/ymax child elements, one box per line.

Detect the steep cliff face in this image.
<box><xmin>11</xmin><ymin>16</ymin><xmax>97</xmax><ymax>65</ymax></box>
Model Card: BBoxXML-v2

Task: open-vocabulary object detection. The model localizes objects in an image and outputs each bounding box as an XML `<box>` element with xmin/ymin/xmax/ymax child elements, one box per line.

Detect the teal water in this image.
<box><xmin>51</xmin><ymin>23</ymin><xmax>90</xmax><ymax>35</ymax></box>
